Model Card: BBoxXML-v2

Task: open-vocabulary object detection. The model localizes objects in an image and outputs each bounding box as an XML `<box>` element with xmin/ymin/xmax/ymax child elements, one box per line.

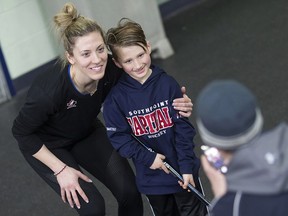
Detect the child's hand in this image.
<box><xmin>150</xmin><ymin>154</ymin><xmax>169</xmax><ymax>174</ymax></box>
<box><xmin>179</xmin><ymin>174</ymin><xmax>195</xmax><ymax>190</ymax></box>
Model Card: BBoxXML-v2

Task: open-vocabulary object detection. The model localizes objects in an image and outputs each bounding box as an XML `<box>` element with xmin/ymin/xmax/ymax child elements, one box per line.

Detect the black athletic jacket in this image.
<box><xmin>12</xmin><ymin>56</ymin><xmax>122</xmax><ymax>155</ymax></box>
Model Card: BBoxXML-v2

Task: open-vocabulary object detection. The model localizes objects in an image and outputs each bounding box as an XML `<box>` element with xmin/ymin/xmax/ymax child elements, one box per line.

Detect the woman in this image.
<box><xmin>12</xmin><ymin>3</ymin><xmax>193</xmax><ymax>216</ymax></box>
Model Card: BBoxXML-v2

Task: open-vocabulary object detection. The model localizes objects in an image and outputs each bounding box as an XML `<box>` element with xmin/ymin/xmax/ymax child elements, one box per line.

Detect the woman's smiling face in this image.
<box><xmin>67</xmin><ymin>31</ymin><xmax>108</xmax><ymax>82</ymax></box>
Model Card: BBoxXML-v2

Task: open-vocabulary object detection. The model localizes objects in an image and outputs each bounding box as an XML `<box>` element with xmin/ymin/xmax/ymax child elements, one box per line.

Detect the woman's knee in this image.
<box><xmin>76</xmin><ymin>198</ymin><xmax>105</xmax><ymax>216</ymax></box>
<box><xmin>76</xmin><ymin>180</ymin><xmax>106</xmax><ymax>216</ymax></box>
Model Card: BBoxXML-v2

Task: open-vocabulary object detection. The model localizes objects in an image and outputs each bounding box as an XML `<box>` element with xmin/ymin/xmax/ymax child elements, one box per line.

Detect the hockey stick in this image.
<box><xmin>163</xmin><ymin>162</ymin><xmax>211</xmax><ymax>206</ymax></box>
<box><xmin>131</xmin><ymin>134</ymin><xmax>211</xmax><ymax>206</ymax></box>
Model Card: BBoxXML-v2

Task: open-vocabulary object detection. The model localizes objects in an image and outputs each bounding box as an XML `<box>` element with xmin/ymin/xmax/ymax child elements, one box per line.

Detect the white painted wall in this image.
<box><xmin>0</xmin><ymin>0</ymin><xmax>174</xmax><ymax>80</ymax></box>
<box><xmin>0</xmin><ymin>0</ymin><xmax>58</xmax><ymax>79</ymax></box>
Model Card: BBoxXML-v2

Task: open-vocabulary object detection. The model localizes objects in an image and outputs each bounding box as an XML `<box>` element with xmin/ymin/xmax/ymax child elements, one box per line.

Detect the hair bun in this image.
<box><xmin>63</xmin><ymin>3</ymin><xmax>78</xmax><ymax>21</ymax></box>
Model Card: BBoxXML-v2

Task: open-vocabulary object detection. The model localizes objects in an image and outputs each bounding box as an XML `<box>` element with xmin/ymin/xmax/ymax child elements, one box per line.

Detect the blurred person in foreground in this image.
<box><xmin>195</xmin><ymin>80</ymin><xmax>288</xmax><ymax>216</ymax></box>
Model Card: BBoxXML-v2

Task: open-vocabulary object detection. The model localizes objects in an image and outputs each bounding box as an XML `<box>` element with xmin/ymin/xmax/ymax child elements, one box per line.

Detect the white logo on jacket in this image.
<box><xmin>67</xmin><ymin>99</ymin><xmax>77</xmax><ymax>109</ymax></box>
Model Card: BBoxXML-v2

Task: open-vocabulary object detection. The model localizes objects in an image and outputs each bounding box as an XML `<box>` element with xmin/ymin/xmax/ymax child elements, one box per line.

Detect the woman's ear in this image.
<box><xmin>112</xmin><ymin>58</ymin><xmax>122</xmax><ymax>68</ymax></box>
<box><xmin>66</xmin><ymin>51</ymin><xmax>75</xmax><ymax>65</ymax></box>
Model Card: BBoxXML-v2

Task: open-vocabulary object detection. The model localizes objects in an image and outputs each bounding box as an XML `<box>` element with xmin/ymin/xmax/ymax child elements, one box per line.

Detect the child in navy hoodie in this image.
<box><xmin>103</xmin><ymin>18</ymin><xmax>207</xmax><ymax>216</ymax></box>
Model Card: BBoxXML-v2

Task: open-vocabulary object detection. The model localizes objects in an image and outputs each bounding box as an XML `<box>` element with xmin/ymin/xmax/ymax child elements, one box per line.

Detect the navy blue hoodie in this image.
<box><xmin>103</xmin><ymin>65</ymin><xmax>200</xmax><ymax>195</ymax></box>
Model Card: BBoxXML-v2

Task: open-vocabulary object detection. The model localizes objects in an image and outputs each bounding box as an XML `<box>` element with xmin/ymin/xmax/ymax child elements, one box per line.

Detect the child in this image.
<box><xmin>103</xmin><ymin>18</ymin><xmax>207</xmax><ymax>216</ymax></box>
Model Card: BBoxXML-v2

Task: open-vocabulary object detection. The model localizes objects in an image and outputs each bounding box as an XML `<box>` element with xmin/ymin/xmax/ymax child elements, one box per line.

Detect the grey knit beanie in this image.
<box><xmin>195</xmin><ymin>80</ymin><xmax>263</xmax><ymax>150</ymax></box>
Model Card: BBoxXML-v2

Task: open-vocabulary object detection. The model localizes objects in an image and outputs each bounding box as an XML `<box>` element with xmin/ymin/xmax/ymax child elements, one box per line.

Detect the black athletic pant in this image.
<box><xmin>21</xmin><ymin>121</ymin><xmax>143</xmax><ymax>216</ymax></box>
<box><xmin>146</xmin><ymin>179</ymin><xmax>208</xmax><ymax>216</ymax></box>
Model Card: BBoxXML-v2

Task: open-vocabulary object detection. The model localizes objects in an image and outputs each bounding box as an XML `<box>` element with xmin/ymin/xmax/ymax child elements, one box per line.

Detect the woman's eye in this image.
<box><xmin>82</xmin><ymin>53</ymin><xmax>90</xmax><ymax>57</ymax></box>
<box><xmin>98</xmin><ymin>47</ymin><xmax>105</xmax><ymax>53</ymax></box>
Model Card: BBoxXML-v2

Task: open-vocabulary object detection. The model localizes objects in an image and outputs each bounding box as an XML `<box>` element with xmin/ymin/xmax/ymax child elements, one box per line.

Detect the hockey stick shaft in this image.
<box><xmin>163</xmin><ymin>162</ymin><xmax>211</xmax><ymax>206</ymax></box>
<box><xmin>131</xmin><ymin>134</ymin><xmax>211</xmax><ymax>206</ymax></box>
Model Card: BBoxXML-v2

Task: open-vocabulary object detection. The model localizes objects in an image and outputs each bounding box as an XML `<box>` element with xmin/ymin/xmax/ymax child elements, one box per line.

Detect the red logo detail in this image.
<box><xmin>127</xmin><ymin>107</ymin><xmax>173</xmax><ymax>136</ymax></box>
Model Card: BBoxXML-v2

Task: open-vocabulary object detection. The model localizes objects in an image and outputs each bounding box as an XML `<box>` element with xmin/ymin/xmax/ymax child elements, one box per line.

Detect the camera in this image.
<box><xmin>201</xmin><ymin>145</ymin><xmax>228</xmax><ymax>174</ymax></box>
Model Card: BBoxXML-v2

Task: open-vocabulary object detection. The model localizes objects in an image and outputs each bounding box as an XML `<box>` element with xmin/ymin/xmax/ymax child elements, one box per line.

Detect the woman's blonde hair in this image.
<box><xmin>53</xmin><ymin>3</ymin><xmax>105</xmax><ymax>67</ymax></box>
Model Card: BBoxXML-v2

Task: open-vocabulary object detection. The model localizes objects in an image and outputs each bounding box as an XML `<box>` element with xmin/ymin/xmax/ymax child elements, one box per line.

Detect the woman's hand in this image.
<box><xmin>173</xmin><ymin>86</ymin><xmax>193</xmax><ymax>117</ymax></box>
<box><xmin>201</xmin><ymin>155</ymin><xmax>227</xmax><ymax>198</ymax></box>
<box><xmin>56</xmin><ymin>166</ymin><xmax>93</xmax><ymax>209</ymax></box>
<box><xmin>32</xmin><ymin>145</ymin><xmax>93</xmax><ymax>209</ymax></box>
<box><xmin>150</xmin><ymin>153</ymin><xmax>169</xmax><ymax>174</ymax></box>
